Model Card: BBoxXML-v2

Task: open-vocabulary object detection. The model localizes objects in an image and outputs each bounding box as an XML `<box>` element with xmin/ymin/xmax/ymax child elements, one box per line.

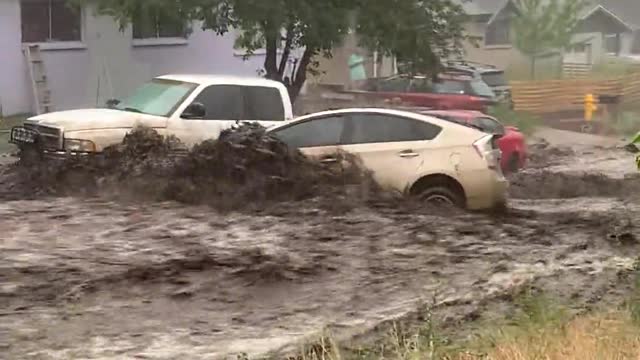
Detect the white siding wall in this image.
<box><xmin>0</xmin><ymin>0</ymin><xmax>266</xmax><ymax>116</ymax></box>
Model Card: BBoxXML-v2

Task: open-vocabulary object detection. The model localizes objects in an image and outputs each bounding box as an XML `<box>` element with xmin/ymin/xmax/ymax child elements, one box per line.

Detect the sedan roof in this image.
<box><xmin>269</xmin><ymin>107</ymin><xmax>486</xmax><ymax>136</ymax></box>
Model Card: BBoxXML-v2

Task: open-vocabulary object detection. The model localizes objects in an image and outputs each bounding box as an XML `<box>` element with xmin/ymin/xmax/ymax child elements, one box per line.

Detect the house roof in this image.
<box><xmin>579</xmin><ymin>4</ymin><xmax>634</xmax><ymax>31</ymax></box>
<box><xmin>583</xmin><ymin>0</ymin><xmax>640</xmax><ymax>29</ymax></box>
<box><xmin>453</xmin><ymin>0</ymin><xmax>509</xmax><ymax>15</ymax></box>
<box><xmin>468</xmin><ymin>0</ymin><xmax>640</xmax><ymax>29</ymax></box>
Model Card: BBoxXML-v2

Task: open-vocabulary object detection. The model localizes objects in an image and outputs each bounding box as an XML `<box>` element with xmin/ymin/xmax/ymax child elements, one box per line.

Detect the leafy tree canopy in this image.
<box><xmin>78</xmin><ymin>0</ymin><xmax>470</xmax><ymax>101</ymax></box>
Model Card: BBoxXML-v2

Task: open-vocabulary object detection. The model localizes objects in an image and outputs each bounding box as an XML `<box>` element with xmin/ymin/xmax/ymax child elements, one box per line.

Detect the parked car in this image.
<box><xmin>445</xmin><ymin>61</ymin><xmax>512</xmax><ymax>106</ymax></box>
<box><xmin>422</xmin><ymin>110</ymin><xmax>527</xmax><ymax>173</ymax></box>
<box><xmin>10</xmin><ymin>74</ymin><xmax>293</xmax><ymax>158</ymax></box>
<box><xmin>361</xmin><ymin>73</ymin><xmax>497</xmax><ymax>112</ymax></box>
<box><xmin>267</xmin><ymin>108</ymin><xmax>508</xmax><ymax>210</ymax></box>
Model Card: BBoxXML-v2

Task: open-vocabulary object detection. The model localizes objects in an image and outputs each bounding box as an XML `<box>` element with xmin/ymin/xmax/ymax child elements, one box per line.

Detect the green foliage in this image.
<box><xmin>78</xmin><ymin>0</ymin><xmax>469</xmax><ymax>101</ymax></box>
<box><xmin>511</xmin><ymin>0</ymin><xmax>588</xmax><ymax>79</ymax></box>
<box><xmin>629</xmin><ymin>263</ymin><xmax>640</xmax><ymax>326</ymax></box>
<box><xmin>357</xmin><ymin>0</ymin><xmax>468</xmax><ymax>76</ymax></box>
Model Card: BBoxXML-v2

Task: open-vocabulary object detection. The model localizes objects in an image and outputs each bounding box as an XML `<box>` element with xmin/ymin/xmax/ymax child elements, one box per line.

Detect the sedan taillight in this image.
<box><xmin>473</xmin><ymin>135</ymin><xmax>502</xmax><ymax>171</ymax></box>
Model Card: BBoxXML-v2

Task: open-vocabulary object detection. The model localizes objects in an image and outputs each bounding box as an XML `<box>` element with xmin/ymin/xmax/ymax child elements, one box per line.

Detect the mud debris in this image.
<box><xmin>526</xmin><ymin>139</ymin><xmax>575</xmax><ymax>169</ymax></box>
<box><xmin>2</xmin><ymin>130</ymin><xmax>640</xmax><ymax>359</ymax></box>
<box><xmin>509</xmin><ymin>170</ymin><xmax>640</xmax><ymax>199</ymax></box>
<box><xmin>0</xmin><ymin>124</ymin><xmax>387</xmax><ymax>211</ymax></box>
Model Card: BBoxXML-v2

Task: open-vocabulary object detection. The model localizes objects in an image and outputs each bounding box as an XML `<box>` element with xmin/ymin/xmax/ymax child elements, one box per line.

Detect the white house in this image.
<box><xmin>0</xmin><ymin>0</ymin><xmax>275</xmax><ymax>117</ymax></box>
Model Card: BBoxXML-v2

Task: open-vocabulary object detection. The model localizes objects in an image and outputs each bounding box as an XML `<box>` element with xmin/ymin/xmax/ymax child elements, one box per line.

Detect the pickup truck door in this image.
<box><xmin>166</xmin><ymin>84</ymin><xmax>290</xmax><ymax>148</ymax></box>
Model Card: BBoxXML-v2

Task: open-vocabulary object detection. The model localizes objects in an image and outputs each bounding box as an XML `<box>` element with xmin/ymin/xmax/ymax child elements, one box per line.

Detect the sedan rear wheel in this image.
<box><xmin>418</xmin><ymin>186</ymin><xmax>464</xmax><ymax>208</ymax></box>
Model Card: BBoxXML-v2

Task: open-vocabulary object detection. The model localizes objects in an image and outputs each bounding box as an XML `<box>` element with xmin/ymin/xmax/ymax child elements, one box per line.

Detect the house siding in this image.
<box><xmin>462</xmin><ymin>21</ymin><xmax>528</xmax><ymax>70</ymax></box>
<box><xmin>0</xmin><ymin>0</ymin><xmax>31</xmax><ymax>116</ymax></box>
<box><xmin>0</xmin><ymin>0</ymin><xmax>266</xmax><ymax>117</ymax></box>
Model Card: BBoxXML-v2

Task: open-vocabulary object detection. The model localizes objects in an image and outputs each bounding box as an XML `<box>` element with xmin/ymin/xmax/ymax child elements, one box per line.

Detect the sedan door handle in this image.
<box><xmin>399</xmin><ymin>150</ymin><xmax>419</xmax><ymax>158</ymax></box>
<box><xmin>320</xmin><ymin>157</ymin><xmax>338</xmax><ymax>163</ymax></box>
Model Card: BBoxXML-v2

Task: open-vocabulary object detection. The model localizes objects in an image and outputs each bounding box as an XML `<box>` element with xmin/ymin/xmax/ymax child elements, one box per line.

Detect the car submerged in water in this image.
<box><xmin>267</xmin><ymin>108</ymin><xmax>508</xmax><ymax>210</ymax></box>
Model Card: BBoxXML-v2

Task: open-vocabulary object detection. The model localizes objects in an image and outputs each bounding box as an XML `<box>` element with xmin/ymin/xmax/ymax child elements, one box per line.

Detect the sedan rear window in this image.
<box><xmin>271</xmin><ymin>116</ymin><xmax>345</xmax><ymax>148</ymax></box>
<box><xmin>348</xmin><ymin>113</ymin><xmax>441</xmax><ymax>144</ymax></box>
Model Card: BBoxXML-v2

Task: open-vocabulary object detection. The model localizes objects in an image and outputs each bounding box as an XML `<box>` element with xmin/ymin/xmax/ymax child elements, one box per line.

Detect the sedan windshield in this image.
<box><xmin>114</xmin><ymin>79</ymin><xmax>198</xmax><ymax>117</ymax></box>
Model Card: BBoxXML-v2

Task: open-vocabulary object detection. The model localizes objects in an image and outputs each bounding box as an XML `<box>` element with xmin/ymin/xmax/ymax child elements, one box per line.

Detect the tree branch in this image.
<box><xmin>263</xmin><ymin>22</ymin><xmax>280</xmax><ymax>80</ymax></box>
<box><xmin>288</xmin><ymin>47</ymin><xmax>315</xmax><ymax>102</ymax></box>
<box><xmin>278</xmin><ymin>24</ymin><xmax>295</xmax><ymax>77</ymax></box>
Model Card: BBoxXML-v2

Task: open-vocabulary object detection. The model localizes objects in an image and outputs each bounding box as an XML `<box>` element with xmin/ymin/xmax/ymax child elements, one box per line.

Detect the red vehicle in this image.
<box><xmin>423</xmin><ymin>110</ymin><xmax>527</xmax><ymax>173</ymax></box>
<box><xmin>363</xmin><ymin>73</ymin><xmax>497</xmax><ymax>112</ymax></box>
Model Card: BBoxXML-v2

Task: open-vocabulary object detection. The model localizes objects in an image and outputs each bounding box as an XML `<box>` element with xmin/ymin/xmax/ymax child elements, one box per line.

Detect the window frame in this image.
<box><xmin>131</xmin><ymin>9</ymin><xmax>189</xmax><ymax>47</ymax></box>
<box><xmin>20</xmin><ymin>0</ymin><xmax>84</xmax><ymax>48</ymax></box>
<box><xmin>604</xmin><ymin>33</ymin><xmax>621</xmax><ymax>56</ymax></box>
<box><xmin>269</xmin><ymin>114</ymin><xmax>350</xmax><ymax>148</ymax></box>
<box><xmin>243</xmin><ymin>86</ymin><xmax>286</xmax><ymax>121</ymax></box>
<box><xmin>183</xmin><ymin>84</ymin><xmax>287</xmax><ymax>121</ymax></box>
<box><xmin>344</xmin><ymin>112</ymin><xmax>442</xmax><ymax>145</ymax></box>
<box><xmin>187</xmin><ymin>84</ymin><xmax>246</xmax><ymax>121</ymax></box>
<box><xmin>484</xmin><ymin>18</ymin><xmax>512</xmax><ymax>47</ymax></box>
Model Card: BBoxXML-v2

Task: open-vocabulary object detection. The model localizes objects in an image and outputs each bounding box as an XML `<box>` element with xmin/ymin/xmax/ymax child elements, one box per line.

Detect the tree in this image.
<box><xmin>511</xmin><ymin>0</ymin><xmax>588</xmax><ymax>79</ymax></box>
<box><xmin>81</xmin><ymin>0</ymin><xmax>469</xmax><ymax>102</ymax></box>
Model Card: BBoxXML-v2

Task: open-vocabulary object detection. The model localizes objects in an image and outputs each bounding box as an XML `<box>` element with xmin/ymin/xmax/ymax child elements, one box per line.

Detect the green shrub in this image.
<box><xmin>488</xmin><ymin>104</ymin><xmax>540</xmax><ymax>136</ymax></box>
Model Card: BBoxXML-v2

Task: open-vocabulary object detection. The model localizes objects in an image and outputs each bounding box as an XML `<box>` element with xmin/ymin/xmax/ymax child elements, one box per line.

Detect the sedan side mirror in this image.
<box><xmin>181</xmin><ymin>102</ymin><xmax>206</xmax><ymax>119</ymax></box>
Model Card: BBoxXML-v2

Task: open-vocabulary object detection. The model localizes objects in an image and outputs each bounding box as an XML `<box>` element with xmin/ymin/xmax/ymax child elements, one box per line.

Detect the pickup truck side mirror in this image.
<box><xmin>106</xmin><ymin>99</ymin><xmax>120</xmax><ymax>108</ymax></box>
<box><xmin>181</xmin><ymin>102</ymin><xmax>206</xmax><ymax>119</ymax></box>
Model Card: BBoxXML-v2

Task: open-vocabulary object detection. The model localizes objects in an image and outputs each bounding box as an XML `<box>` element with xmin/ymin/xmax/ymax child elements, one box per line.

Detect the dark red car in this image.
<box><xmin>363</xmin><ymin>73</ymin><xmax>497</xmax><ymax>112</ymax></box>
<box><xmin>423</xmin><ymin>110</ymin><xmax>528</xmax><ymax>172</ymax></box>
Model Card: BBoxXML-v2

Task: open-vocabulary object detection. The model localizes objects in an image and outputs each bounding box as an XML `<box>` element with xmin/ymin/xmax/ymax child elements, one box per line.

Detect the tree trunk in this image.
<box><xmin>530</xmin><ymin>55</ymin><xmax>536</xmax><ymax>80</ymax></box>
<box><xmin>287</xmin><ymin>48</ymin><xmax>315</xmax><ymax>103</ymax></box>
<box><xmin>278</xmin><ymin>25</ymin><xmax>295</xmax><ymax>77</ymax></box>
<box><xmin>263</xmin><ymin>28</ymin><xmax>280</xmax><ymax>81</ymax></box>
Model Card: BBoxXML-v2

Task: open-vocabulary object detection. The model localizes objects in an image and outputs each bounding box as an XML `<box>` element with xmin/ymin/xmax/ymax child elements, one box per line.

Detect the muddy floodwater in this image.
<box><xmin>1</xmin><ymin>129</ymin><xmax>640</xmax><ymax>359</ymax></box>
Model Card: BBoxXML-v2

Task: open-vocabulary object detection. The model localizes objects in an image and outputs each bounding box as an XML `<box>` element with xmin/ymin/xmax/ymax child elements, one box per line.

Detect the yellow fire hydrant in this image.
<box><xmin>584</xmin><ymin>93</ymin><xmax>598</xmax><ymax>122</ymax></box>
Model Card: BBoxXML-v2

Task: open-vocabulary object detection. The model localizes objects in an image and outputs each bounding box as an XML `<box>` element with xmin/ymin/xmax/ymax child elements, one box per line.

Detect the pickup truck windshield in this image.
<box><xmin>480</xmin><ymin>72</ymin><xmax>507</xmax><ymax>87</ymax></box>
<box><xmin>469</xmin><ymin>79</ymin><xmax>496</xmax><ymax>98</ymax></box>
<box><xmin>115</xmin><ymin>79</ymin><xmax>198</xmax><ymax>117</ymax></box>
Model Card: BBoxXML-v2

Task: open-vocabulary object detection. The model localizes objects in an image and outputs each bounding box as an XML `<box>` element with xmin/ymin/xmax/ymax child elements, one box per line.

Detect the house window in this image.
<box><xmin>21</xmin><ymin>0</ymin><xmax>82</xmax><ymax>43</ymax></box>
<box><xmin>485</xmin><ymin>18</ymin><xmax>511</xmax><ymax>46</ymax></box>
<box><xmin>132</xmin><ymin>10</ymin><xmax>187</xmax><ymax>39</ymax></box>
<box><xmin>604</xmin><ymin>33</ymin><xmax>620</xmax><ymax>55</ymax></box>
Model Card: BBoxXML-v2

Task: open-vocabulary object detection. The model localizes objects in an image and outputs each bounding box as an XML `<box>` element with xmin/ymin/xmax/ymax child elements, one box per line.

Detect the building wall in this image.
<box><xmin>0</xmin><ymin>0</ymin><xmax>266</xmax><ymax>116</ymax></box>
<box><xmin>461</xmin><ymin>20</ymin><xmax>529</xmax><ymax>70</ymax></box>
<box><xmin>0</xmin><ymin>0</ymin><xmax>31</xmax><ymax>116</ymax></box>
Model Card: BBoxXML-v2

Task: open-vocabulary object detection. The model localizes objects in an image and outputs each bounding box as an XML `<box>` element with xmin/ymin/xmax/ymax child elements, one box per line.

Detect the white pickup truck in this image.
<box><xmin>10</xmin><ymin>74</ymin><xmax>293</xmax><ymax>155</ymax></box>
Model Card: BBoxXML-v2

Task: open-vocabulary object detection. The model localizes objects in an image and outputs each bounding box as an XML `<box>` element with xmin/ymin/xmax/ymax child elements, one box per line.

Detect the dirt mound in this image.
<box><xmin>509</xmin><ymin>170</ymin><xmax>640</xmax><ymax>199</ymax></box>
<box><xmin>1</xmin><ymin>124</ymin><xmax>386</xmax><ymax>211</ymax></box>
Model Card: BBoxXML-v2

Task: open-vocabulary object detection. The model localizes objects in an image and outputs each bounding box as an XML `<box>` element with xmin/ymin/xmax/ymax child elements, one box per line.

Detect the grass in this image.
<box><xmin>261</xmin><ymin>285</ymin><xmax>640</xmax><ymax>360</ymax></box>
<box><xmin>0</xmin><ymin>114</ymin><xmax>27</xmax><ymax>154</ymax></box>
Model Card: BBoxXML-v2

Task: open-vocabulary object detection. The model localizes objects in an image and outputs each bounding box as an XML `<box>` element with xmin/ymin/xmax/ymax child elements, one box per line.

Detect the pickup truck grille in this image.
<box><xmin>23</xmin><ymin>124</ymin><xmax>63</xmax><ymax>150</ymax></box>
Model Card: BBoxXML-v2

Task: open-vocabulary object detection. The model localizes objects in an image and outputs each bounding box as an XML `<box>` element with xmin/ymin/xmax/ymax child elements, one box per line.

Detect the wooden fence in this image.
<box><xmin>511</xmin><ymin>70</ymin><xmax>640</xmax><ymax>114</ymax></box>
